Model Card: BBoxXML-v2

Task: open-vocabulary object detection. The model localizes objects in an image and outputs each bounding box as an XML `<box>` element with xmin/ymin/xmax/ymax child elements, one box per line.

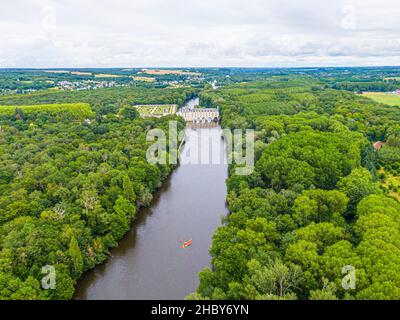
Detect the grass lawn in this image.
<box><xmin>0</xmin><ymin>103</ymin><xmax>94</xmax><ymax>119</ymax></box>
<box><xmin>363</xmin><ymin>92</ymin><xmax>400</xmax><ymax>106</ymax></box>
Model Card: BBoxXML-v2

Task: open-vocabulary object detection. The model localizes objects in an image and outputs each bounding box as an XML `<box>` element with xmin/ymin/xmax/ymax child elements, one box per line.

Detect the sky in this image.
<box><xmin>0</xmin><ymin>0</ymin><xmax>400</xmax><ymax>68</ymax></box>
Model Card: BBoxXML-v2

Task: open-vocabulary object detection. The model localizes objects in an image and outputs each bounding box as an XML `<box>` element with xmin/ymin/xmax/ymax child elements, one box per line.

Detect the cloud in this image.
<box><xmin>0</xmin><ymin>0</ymin><xmax>400</xmax><ymax>67</ymax></box>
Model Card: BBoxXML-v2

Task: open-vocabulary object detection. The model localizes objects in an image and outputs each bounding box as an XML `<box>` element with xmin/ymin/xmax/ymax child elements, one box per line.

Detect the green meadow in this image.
<box><xmin>363</xmin><ymin>92</ymin><xmax>400</xmax><ymax>106</ymax></box>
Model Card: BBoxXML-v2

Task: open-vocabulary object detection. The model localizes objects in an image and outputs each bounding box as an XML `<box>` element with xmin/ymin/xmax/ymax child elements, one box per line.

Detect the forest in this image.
<box><xmin>189</xmin><ymin>76</ymin><xmax>400</xmax><ymax>300</ymax></box>
<box><xmin>0</xmin><ymin>86</ymin><xmax>192</xmax><ymax>299</ymax></box>
<box><xmin>1</xmin><ymin>68</ymin><xmax>400</xmax><ymax>300</ymax></box>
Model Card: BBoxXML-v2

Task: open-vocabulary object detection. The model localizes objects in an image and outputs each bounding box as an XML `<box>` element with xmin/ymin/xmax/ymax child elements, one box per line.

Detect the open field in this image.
<box><xmin>44</xmin><ymin>70</ymin><xmax>93</xmax><ymax>76</ymax></box>
<box><xmin>45</xmin><ymin>70</ymin><xmax>124</xmax><ymax>78</ymax></box>
<box><xmin>0</xmin><ymin>103</ymin><xmax>94</xmax><ymax>118</ymax></box>
<box><xmin>44</xmin><ymin>70</ymin><xmax>70</xmax><ymax>74</ymax></box>
<box><xmin>134</xmin><ymin>104</ymin><xmax>177</xmax><ymax>117</ymax></box>
<box><xmin>141</xmin><ymin>69</ymin><xmax>202</xmax><ymax>76</ymax></box>
<box><xmin>94</xmin><ymin>73</ymin><xmax>123</xmax><ymax>78</ymax></box>
<box><xmin>362</xmin><ymin>92</ymin><xmax>400</xmax><ymax>106</ymax></box>
<box><xmin>132</xmin><ymin>76</ymin><xmax>156</xmax><ymax>82</ymax></box>
<box><xmin>71</xmin><ymin>71</ymin><xmax>92</xmax><ymax>76</ymax></box>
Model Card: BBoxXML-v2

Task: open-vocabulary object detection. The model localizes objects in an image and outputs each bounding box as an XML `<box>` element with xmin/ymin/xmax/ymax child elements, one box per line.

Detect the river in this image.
<box><xmin>74</xmin><ymin>99</ymin><xmax>228</xmax><ymax>300</ymax></box>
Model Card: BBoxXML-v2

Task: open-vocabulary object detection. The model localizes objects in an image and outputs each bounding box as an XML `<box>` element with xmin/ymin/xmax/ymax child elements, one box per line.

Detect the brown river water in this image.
<box><xmin>74</xmin><ymin>100</ymin><xmax>229</xmax><ymax>300</ymax></box>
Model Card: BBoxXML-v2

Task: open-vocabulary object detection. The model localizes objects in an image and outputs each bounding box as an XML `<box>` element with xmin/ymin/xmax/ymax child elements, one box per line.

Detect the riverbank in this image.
<box><xmin>74</xmin><ymin>97</ymin><xmax>229</xmax><ymax>299</ymax></box>
<box><xmin>74</xmin><ymin>125</ymin><xmax>229</xmax><ymax>299</ymax></box>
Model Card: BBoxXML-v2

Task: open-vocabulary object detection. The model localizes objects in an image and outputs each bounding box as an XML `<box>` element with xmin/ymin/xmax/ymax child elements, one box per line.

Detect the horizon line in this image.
<box><xmin>1</xmin><ymin>65</ymin><xmax>400</xmax><ymax>70</ymax></box>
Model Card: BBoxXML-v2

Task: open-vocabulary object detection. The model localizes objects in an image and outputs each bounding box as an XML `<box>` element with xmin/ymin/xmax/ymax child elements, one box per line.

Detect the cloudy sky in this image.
<box><xmin>1</xmin><ymin>0</ymin><xmax>400</xmax><ymax>68</ymax></box>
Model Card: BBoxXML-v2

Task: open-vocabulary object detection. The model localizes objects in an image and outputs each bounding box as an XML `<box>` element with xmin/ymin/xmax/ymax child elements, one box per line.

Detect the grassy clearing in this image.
<box><xmin>44</xmin><ymin>70</ymin><xmax>93</xmax><ymax>76</ymax></box>
<box><xmin>0</xmin><ymin>103</ymin><xmax>94</xmax><ymax>119</ymax></box>
<box><xmin>141</xmin><ymin>69</ymin><xmax>201</xmax><ymax>76</ymax></box>
<box><xmin>44</xmin><ymin>70</ymin><xmax>70</xmax><ymax>74</ymax></box>
<box><xmin>363</xmin><ymin>92</ymin><xmax>400</xmax><ymax>106</ymax></box>
<box><xmin>94</xmin><ymin>74</ymin><xmax>123</xmax><ymax>78</ymax></box>
<box><xmin>132</xmin><ymin>76</ymin><xmax>156</xmax><ymax>82</ymax></box>
<box><xmin>71</xmin><ymin>71</ymin><xmax>92</xmax><ymax>76</ymax></box>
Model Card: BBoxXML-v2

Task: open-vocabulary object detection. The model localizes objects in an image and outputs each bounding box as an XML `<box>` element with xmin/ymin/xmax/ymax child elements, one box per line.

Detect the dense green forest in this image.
<box><xmin>1</xmin><ymin>68</ymin><xmax>400</xmax><ymax>300</ymax></box>
<box><xmin>190</xmin><ymin>77</ymin><xmax>400</xmax><ymax>300</ymax></box>
<box><xmin>0</xmin><ymin>86</ymin><xmax>192</xmax><ymax>299</ymax></box>
<box><xmin>0</xmin><ymin>86</ymin><xmax>197</xmax><ymax>115</ymax></box>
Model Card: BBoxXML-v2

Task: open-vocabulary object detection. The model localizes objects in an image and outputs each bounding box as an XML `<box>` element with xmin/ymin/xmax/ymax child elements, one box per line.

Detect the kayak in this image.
<box><xmin>180</xmin><ymin>239</ymin><xmax>193</xmax><ymax>249</ymax></box>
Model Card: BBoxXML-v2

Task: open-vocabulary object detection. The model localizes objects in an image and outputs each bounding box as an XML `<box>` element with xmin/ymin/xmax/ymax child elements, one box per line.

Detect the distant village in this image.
<box><xmin>0</xmin><ymin>71</ymin><xmax>207</xmax><ymax>95</ymax></box>
<box><xmin>0</xmin><ymin>88</ymin><xmax>37</xmax><ymax>95</ymax></box>
<box><xmin>57</xmin><ymin>80</ymin><xmax>129</xmax><ymax>91</ymax></box>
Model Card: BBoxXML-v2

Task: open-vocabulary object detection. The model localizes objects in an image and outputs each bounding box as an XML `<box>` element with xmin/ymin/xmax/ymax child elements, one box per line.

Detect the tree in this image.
<box><xmin>46</xmin><ymin>264</ymin><xmax>75</xmax><ymax>300</ymax></box>
<box><xmin>245</xmin><ymin>259</ymin><xmax>302</xmax><ymax>299</ymax></box>
<box><xmin>309</xmin><ymin>279</ymin><xmax>338</xmax><ymax>300</ymax></box>
<box><xmin>256</xmin><ymin>156</ymin><xmax>315</xmax><ymax>192</ymax></box>
<box><xmin>14</xmin><ymin>108</ymin><xmax>26</xmax><ymax>121</ymax></box>
<box><xmin>336</xmin><ymin>168</ymin><xmax>380</xmax><ymax>213</ymax></box>
<box><xmin>120</xmin><ymin>106</ymin><xmax>140</xmax><ymax>120</ymax></box>
<box><xmin>292</xmin><ymin>189</ymin><xmax>348</xmax><ymax>226</ymax></box>
<box><xmin>68</xmin><ymin>237</ymin><xmax>83</xmax><ymax>278</ymax></box>
<box><xmin>109</xmin><ymin>196</ymin><xmax>136</xmax><ymax>240</ymax></box>
<box><xmin>356</xmin><ymin>194</ymin><xmax>400</xmax><ymax>224</ymax></box>
<box><xmin>122</xmin><ymin>175</ymin><xmax>136</xmax><ymax>203</ymax></box>
<box><xmin>0</xmin><ymin>85</ymin><xmax>196</xmax><ymax>300</ymax></box>
<box><xmin>294</xmin><ymin>222</ymin><xmax>346</xmax><ymax>252</ymax></box>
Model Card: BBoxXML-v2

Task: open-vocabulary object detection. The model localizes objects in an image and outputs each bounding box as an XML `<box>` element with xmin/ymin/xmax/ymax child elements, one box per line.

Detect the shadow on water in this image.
<box><xmin>74</xmin><ymin>123</ymin><xmax>228</xmax><ymax>300</ymax></box>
